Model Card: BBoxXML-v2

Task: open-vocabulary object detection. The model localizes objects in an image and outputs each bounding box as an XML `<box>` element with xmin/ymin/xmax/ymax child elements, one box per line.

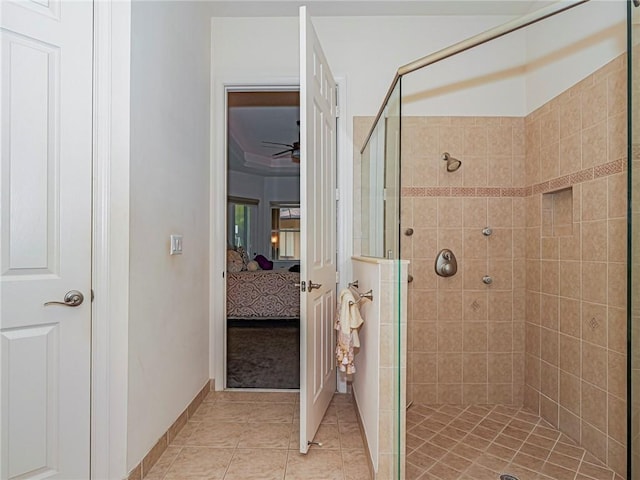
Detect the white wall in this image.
<box><xmin>314</xmin><ymin>15</ymin><xmax>527</xmax><ymax>117</ymax></box>
<box><xmin>212</xmin><ymin>3</ymin><xmax>626</xmax><ymax>124</ymax></box>
<box><xmin>524</xmin><ymin>0</ymin><xmax>627</xmax><ymax>112</ymax></box>
<box><xmin>228</xmin><ymin>170</ymin><xmax>265</xmax><ymax>201</ymax></box>
<box><xmin>264</xmin><ymin>176</ymin><xmax>300</xmax><ymax>203</ymax></box>
<box><xmin>351</xmin><ymin>259</ymin><xmax>380</xmax><ymax>470</ymax></box>
<box><xmin>211</xmin><ymin>15</ymin><xmax>528</xmax><ymax>144</ymax></box>
<box><xmin>128</xmin><ymin>1</ymin><xmax>213</xmax><ymax>470</ymax></box>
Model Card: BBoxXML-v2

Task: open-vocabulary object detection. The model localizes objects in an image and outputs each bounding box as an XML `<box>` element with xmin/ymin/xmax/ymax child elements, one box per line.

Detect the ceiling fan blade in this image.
<box><xmin>262</xmin><ymin>141</ymin><xmax>294</xmax><ymax>148</ymax></box>
<box><xmin>272</xmin><ymin>149</ymin><xmax>294</xmax><ymax>157</ymax></box>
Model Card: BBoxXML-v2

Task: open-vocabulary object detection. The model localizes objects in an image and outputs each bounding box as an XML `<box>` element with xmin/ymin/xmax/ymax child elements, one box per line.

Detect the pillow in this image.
<box><xmin>236</xmin><ymin>246</ymin><xmax>249</xmax><ymax>269</ymax></box>
<box><xmin>227</xmin><ymin>249</ymin><xmax>244</xmax><ymax>273</ymax></box>
<box><xmin>246</xmin><ymin>260</ymin><xmax>260</xmax><ymax>271</ymax></box>
<box><xmin>289</xmin><ymin>264</ymin><xmax>300</xmax><ymax>272</ymax></box>
<box><xmin>254</xmin><ymin>254</ymin><xmax>273</xmax><ymax>270</ymax></box>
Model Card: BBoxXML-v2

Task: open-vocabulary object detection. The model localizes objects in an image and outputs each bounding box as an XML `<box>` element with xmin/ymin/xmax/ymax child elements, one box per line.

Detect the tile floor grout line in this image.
<box><xmin>511</xmin><ymin>413</ymin><xmax>564</xmax><ymax>480</ymax></box>
<box><xmin>163</xmin><ymin>445</ymin><xmax>184</xmax><ymax>480</ymax></box>
<box><xmin>462</xmin><ymin>404</ymin><xmax>523</xmax><ymax>478</ymax></box>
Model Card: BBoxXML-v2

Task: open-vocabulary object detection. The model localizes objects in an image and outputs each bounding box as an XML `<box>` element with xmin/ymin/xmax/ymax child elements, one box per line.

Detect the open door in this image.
<box><xmin>299</xmin><ymin>6</ymin><xmax>338</xmax><ymax>453</ymax></box>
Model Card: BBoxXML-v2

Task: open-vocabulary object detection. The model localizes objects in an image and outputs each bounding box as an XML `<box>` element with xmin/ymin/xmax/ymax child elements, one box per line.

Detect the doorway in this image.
<box><xmin>225</xmin><ymin>89</ymin><xmax>302</xmax><ymax>389</ymax></box>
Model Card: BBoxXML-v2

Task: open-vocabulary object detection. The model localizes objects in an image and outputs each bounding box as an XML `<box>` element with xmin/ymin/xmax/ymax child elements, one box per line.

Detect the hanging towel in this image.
<box><xmin>335</xmin><ymin>288</ymin><xmax>364</xmax><ymax>374</ymax></box>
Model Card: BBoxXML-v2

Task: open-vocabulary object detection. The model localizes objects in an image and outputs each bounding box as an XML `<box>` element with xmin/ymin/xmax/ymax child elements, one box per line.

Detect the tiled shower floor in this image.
<box><xmin>406</xmin><ymin>403</ymin><xmax>621</xmax><ymax>480</ymax></box>
<box><xmin>142</xmin><ymin>391</ymin><xmax>371</xmax><ymax>480</ymax></box>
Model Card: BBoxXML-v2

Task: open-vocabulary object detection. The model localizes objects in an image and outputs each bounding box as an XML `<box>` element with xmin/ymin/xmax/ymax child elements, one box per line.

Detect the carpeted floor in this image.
<box><xmin>226</xmin><ymin>318</ymin><xmax>300</xmax><ymax>389</ymax></box>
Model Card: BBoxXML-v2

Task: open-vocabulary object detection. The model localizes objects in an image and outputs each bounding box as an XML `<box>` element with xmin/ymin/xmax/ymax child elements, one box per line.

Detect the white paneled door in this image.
<box><xmin>299</xmin><ymin>6</ymin><xmax>338</xmax><ymax>454</ymax></box>
<box><xmin>1</xmin><ymin>1</ymin><xmax>93</xmax><ymax>478</ymax></box>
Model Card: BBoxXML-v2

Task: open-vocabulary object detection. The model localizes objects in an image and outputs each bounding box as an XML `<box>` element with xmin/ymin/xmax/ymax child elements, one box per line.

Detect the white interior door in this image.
<box><xmin>1</xmin><ymin>1</ymin><xmax>93</xmax><ymax>478</ymax></box>
<box><xmin>299</xmin><ymin>6</ymin><xmax>338</xmax><ymax>454</ymax></box>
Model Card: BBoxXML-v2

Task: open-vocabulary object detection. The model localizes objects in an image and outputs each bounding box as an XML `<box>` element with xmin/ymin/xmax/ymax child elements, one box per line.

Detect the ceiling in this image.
<box><xmin>210</xmin><ymin>1</ymin><xmax>554</xmax><ymax>17</ymax></box>
<box><xmin>228</xmin><ymin>91</ymin><xmax>301</xmax><ymax>177</ymax></box>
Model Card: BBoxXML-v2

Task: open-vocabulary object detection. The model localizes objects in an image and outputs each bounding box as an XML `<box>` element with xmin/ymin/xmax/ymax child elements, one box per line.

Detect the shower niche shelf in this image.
<box><xmin>542</xmin><ymin>186</ymin><xmax>573</xmax><ymax>237</ymax></box>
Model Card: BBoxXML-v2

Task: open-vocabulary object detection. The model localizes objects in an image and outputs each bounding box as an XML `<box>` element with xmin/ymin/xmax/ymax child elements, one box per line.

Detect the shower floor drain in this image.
<box><xmin>500</xmin><ymin>475</ymin><xmax>520</xmax><ymax>480</ymax></box>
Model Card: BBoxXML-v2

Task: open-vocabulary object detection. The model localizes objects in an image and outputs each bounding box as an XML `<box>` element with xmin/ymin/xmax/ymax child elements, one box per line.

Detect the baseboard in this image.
<box><xmin>351</xmin><ymin>389</ymin><xmax>375</xmax><ymax>480</ymax></box>
<box><xmin>126</xmin><ymin>379</ymin><xmax>213</xmax><ymax>480</ymax></box>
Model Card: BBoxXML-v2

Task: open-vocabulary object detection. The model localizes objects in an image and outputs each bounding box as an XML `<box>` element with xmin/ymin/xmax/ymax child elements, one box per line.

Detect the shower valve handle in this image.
<box><xmin>435</xmin><ymin>249</ymin><xmax>457</xmax><ymax>277</ymax></box>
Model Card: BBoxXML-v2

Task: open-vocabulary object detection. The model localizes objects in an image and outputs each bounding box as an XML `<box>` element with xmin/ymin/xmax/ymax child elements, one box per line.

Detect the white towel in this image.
<box><xmin>335</xmin><ymin>288</ymin><xmax>365</xmax><ymax>374</ymax></box>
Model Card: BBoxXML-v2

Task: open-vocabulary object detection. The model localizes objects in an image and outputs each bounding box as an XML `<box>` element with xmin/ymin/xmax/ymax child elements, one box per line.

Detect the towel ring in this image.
<box><xmin>347</xmin><ymin>281</ymin><xmax>374</xmax><ymax>305</ymax></box>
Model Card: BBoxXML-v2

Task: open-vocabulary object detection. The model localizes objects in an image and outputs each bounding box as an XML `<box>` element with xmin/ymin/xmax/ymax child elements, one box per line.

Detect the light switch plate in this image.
<box><xmin>170</xmin><ymin>234</ymin><xmax>183</xmax><ymax>255</ymax></box>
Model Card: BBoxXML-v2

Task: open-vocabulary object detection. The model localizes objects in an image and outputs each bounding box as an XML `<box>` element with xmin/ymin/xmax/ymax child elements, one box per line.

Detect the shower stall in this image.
<box><xmin>359</xmin><ymin>0</ymin><xmax>632</xmax><ymax>478</ymax></box>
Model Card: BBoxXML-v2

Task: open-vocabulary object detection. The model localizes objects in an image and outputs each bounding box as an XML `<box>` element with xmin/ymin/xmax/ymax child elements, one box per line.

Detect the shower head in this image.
<box><xmin>442</xmin><ymin>152</ymin><xmax>462</xmax><ymax>172</ymax></box>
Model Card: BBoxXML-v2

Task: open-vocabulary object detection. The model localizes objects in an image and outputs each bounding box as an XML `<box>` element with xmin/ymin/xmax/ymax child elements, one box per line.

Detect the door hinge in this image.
<box><xmin>91</xmin><ymin>289</ymin><xmax>95</xmax><ymax>302</ymax></box>
<box><xmin>336</xmin><ymin>188</ymin><xmax>340</xmax><ymax>201</ymax></box>
<box><xmin>336</xmin><ymin>271</ymin><xmax>339</xmax><ymax>284</ymax></box>
<box><xmin>335</xmin><ymin>105</ymin><xmax>340</xmax><ymax>118</ymax></box>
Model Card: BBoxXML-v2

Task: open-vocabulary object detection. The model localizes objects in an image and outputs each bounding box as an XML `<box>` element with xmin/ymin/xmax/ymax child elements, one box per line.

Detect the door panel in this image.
<box><xmin>1</xmin><ymin>1</ymin><xmax>93</xmax><ymax>478</ymax></box>
<box><xmin>2</xmin><ymin>30</ymin><xmax>59</xmax><ymax>275</ymax></box>
<box><xmin>2</xmin><ymin>325</ymin><xmax>59</xmax><ymax>479</ymax></box>
<box><xmin>299</xmin><ymin>6</ymin><xmax>337</xmax><ymax>454</ymax></box>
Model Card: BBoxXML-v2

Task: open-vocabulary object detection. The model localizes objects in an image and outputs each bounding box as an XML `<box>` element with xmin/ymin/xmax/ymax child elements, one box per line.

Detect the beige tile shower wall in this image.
<box><xmin>401</xmin><ymin>116</ymin><xmax>526</xmax><ymax>407</ymax></box>
<box><xmin>523</xmin><ymin>55</ymin><xmax>628</xmax><ymax>477</ymax></box>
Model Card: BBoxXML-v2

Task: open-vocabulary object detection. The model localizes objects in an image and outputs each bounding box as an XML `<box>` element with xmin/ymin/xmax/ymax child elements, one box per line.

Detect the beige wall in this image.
<box><xmin>399</xmin><ymin>116</ymin><xmax>527</xmax><ymax>407</ymax></box>
<box><xmin>523</xmin><ymin>55</ymin><xmax>627</xmax><ymax>475</ymax></box>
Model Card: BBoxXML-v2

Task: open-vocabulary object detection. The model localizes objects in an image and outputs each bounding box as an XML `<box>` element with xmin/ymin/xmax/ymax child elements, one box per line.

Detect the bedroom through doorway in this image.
<box><xmin>225</xmin><ymin>89</ymin><xmax>301</xmax><ymax>389</ymax></box>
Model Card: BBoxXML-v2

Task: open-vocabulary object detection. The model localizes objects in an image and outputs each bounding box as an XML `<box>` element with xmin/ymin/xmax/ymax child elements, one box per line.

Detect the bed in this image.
<box><xmin>226</xmin><ymin>270</ymin><xmax>300</xmax><ymax>319</ymax></box>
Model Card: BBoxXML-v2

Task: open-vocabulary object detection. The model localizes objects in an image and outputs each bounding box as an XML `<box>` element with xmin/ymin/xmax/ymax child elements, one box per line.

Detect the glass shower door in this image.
<box><xmin>359</xmin><ymin>79</ymin><xmax>405</xmax><ymax>478</ymax></box>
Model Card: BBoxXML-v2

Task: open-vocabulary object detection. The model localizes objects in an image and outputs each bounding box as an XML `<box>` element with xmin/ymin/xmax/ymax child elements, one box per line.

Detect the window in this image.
<box><xmin>271</xmin><ymin>204</ymin><xmax>300</xmax><ymax>260</ymax></box>
<box><xmin>228</xmin><ymin>197</ymin><xmax>258</xmax><ymax>253</ymax></box>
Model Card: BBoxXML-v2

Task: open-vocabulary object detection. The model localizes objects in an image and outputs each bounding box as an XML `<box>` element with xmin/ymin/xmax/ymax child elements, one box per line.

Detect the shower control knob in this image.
<box><xmin>440</xmin><ymin>263</ymin><xmax>454</xmax><ymax>276</ymax></box>
<box><xmin>482</xmin><ymin>227</ymin><xmax>492</xmax><ymax>236</ymax></box>
<box><xmin>405</xmin><ymin>228</ymin><xmax>414</xmax><ymax>236</ymax></box>
<box><xmin>435</xmin><ymin>249</ymin><xmax>457</xmax><ymax>277</ymax></box>
<box><xmin>482</xmin><ymin>275</ymin><xmax>493</xmax><ymax>285</ymax></box>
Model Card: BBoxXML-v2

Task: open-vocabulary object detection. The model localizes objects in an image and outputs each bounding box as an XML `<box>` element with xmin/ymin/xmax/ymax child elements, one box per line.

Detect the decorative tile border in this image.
<box><xmin>595</xmin><ymin>158</ymin><xmax>625</xmax><ymax>178</ymax></box>
<box><xmin>401</xmin><ymin>158</ymin><xmax>626</xmax><ymax>198</ymax></box>
<box><xmin>127</xmin><ymin>380</ymin><xmax>212</xmax><ymax>480</ymax></box>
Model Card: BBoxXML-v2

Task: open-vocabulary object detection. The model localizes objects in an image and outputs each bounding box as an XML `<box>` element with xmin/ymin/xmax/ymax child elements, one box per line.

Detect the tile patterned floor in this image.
<box><xmin>406</xmin><ymin>403</ymin><xmax>622</xmax><ymax>480</ymax></box>
<box><xmin>143</xmin><ymin>391</ymin><xmax>371</xmax><ymax>480</ymax></box>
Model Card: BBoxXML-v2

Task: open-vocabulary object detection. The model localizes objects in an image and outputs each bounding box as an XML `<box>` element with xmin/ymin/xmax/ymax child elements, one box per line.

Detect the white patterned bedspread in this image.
<box><xmin>227</xmin><ymin>271</ymin><xmax>300</xmax><ymax>319</ymax></box>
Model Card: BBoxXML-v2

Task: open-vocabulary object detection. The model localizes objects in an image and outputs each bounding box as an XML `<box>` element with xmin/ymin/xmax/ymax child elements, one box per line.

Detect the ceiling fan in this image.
<box><xmin>262</xmin><ymin>121</ymin><xmax>300</xmax><ymax>163</ymax></box>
